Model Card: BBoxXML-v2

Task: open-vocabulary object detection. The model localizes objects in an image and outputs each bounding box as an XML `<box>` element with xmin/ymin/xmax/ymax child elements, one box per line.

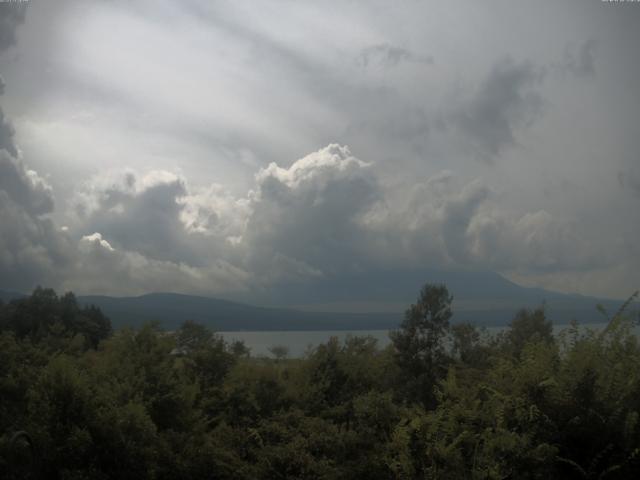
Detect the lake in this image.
<box><xmin>220</xmin><ymin>322</ymin><xmax>631</xmax><ymax>357</ymax></box>
<box><xmin>221</xmin><ymin>330</ymin><xmax>392</xmax><ymax>357</ymax></box>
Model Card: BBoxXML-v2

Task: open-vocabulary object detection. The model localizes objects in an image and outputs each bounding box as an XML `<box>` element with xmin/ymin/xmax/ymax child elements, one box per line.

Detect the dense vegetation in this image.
<box><xmin>1</xmin><ymin>286</ymin><xmax>639</xmax><ymax>479</ymax></box>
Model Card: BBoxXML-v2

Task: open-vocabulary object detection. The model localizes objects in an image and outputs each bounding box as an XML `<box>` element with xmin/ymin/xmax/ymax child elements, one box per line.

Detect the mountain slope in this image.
<box><xmin>77</xmin><ymin>293</ymin><xmax>398</xmax><ymax>331</ymax></box>
<box><xmin>1</xmin><ymin>268</ymin><xmax>629</xmax><ymax>331</ymax></box>
<box><xmin>0</xmin><ymin>290</ymin><xmax>25</xmax><ymax>303</ymax></box>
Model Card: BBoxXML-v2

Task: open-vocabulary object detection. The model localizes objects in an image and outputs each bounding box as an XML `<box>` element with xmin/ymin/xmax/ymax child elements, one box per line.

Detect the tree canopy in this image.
<box><xmin>0</xmin><ymin>286</ymin><xmax>639</xmax><ymax>479</ymax></box>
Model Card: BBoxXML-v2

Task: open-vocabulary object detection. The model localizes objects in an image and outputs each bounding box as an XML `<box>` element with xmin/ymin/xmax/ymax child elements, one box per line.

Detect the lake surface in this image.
<box><xmin>222</xmin><ymin>330</ymin><xmax>393</xmax><ymax>357</ymax></box>
<box><xmin>221</xmin><ymin>322</ymin><xmax>632</xmax><ymax>357</ymax></box>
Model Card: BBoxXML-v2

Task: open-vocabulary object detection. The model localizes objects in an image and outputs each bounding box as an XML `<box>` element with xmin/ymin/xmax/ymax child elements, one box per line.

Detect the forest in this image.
<box><xmin>0</xmin><ymin>286</ymin><xmax>639</xmax><ymax>479</ymax></box>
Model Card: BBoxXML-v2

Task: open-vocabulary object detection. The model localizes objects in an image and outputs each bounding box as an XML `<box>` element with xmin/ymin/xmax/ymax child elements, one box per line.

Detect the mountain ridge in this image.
<box><xmin>0</xmin><ymin>268</ymin><xmax>629</xmax><ymax>331</ymax></box>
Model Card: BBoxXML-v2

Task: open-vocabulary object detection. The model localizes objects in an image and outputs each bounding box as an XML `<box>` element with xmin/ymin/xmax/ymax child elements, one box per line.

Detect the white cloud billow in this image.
<box><xmin>80</xmin><ymin>232</ymin><xmax>114</xmax><ymax>251</ymax></box>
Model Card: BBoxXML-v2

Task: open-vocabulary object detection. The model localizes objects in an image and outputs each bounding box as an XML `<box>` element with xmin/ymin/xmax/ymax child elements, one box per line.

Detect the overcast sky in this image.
<box><xmin>0</xmin><ymin>0</ymin><xmax>639</xmax><ymax>300</ymax></box>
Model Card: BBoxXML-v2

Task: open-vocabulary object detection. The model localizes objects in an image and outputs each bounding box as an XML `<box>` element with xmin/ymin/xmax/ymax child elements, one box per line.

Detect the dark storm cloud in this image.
<box><xmin>0</xmin><ymin>151</ymin><xmax>73</xmax><ymax>291</ymax></box>
<box><xmin>0</xmin><ymin>3</ymin><xmax>21</xmax><ymax>158</ymax></box>
<box><xmin>450</xmin><ymin>58</ymin><xmax>544</xmax><ymax>163</ymax></box>
<box><xmin>0</xmin><ymin>0</ymin><xmax>637</xmax><ymax>298</ymax></box>
<box><xmin>72</xmin><ymin>230</ymin><xmax>249</xmax><ymax>297</ymax></box>
<box><xmin>0</xmin><ymin>150</ymin><xmax>53</xmax><ymax>215</ymax></box>
<box><xmin>0</xmin><ymin>3</ymin><xmax>27</xmax><ymax>52</ymax></box>
<box><xmin>0</xmin><ymin>3</ymin><xmax>74</xmax><ymax>291</ymax></box>
<box><xmin>72</xmin><ymin>171</ymin><xmax>203</xmax><ymax>265</ymax></box>
<box><xmin>0</xmin><ymin>100</ymin><xmax>17</xmax><ymax>157</ymax></box>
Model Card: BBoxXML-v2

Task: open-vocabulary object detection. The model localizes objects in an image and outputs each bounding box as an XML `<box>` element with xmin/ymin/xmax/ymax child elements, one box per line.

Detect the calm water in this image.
<box><xmin>221</xmin><ymin>323</ymin><xmax>630</xmax><ymax>358</ymax></box>
<box><xmin>222</xmin><ymin>330</ymin><xmax>392</xmax><ymax>357</ymax></box>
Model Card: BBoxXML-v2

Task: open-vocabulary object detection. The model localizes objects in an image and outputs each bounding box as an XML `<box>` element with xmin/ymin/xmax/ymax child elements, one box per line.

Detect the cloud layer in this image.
<box><xmin>0</xmin><ymin>142</ymin><xmax>606</xmax><ymax>297</ymax></box>
<box><xmin>0</xmin><ymin>1</ymin><xmax>638</xmax><ymax>299</ymax></box>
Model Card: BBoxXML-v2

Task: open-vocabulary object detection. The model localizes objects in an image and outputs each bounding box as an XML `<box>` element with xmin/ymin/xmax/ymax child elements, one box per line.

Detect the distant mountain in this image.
<box><xmin>0</xmin><ymin>290</ymin><xmax>25</xmax><ymax>303</ymax></box>
<box><xmin>227</xmin><ymin>268</ymin><xmax>625</xmax><ymax>326</ymax></box>
<box><xmin>77</xmin><ymin>293</ymin><xmax>398</xmax><ymax>331</ymax></box>
<box><xmin>0</xmin><ymin>269</ymin><xmax>631</xmax><ymax>331</ymax></box>
<box><xmin>239</xmin><ymin>268</ymin><xmax>604</xmax><ymax>307</ymax></box>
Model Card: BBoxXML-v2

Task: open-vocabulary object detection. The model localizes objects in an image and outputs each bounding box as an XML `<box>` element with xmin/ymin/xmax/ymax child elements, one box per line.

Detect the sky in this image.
<box><xmin>0</xmin><ymin>0</ymin><xmax>639</xmax><ymax>301</ymax></box>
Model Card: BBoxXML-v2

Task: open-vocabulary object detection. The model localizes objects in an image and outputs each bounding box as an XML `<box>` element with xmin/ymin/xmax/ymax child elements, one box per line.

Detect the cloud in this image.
<box><xmin>60</xmin><ymin>167</ymin><xmax>251</xmax><ymax>295</ymax></box>
<box><xmin>440</xmin><ymin>179</ymin><xmax>491</xmax><ymax>264</ymax></box>
<box><xmin>342</xmin><ymin>87</ymin><xmax>430</xmax><ymax>148</ymax></box>
<box><xmin>0</xmin><ymin>152</ymin><xmax>73</xmax><ymax>291</ymax></box>
<box><xmin>1</xmin><ymin>0</ymin><xmax>637</xmax><ymax>299</ymax></box>
<box><xmin>618</xmin><ymin>169</ymin><xmax>640</xmax><ymax>198</ymax></box>
<box><xmin>71</xmin><ymin>170</ymin><xmax>198</xmax><ymax>264</ymax></box>
<box><xmin>0</xmin><ymin>3</ymin><xmax>27</xmax><ymax>53</ymax></box>
<box><xmin>0</xmin><ymin>10</ymin><xmax>74</xmax><ymax>293</ymax></box>
<box><xmin>357</xmin><ymin>44</ymin><xmax>433</xmax><ymax>68</ymax></box>
<box><xmin>362</xmin><ymin>169</ymin><xmax>603</xmax><ymax>275</ymax></box>
<box><xmin>0</xmin><ymin>136</ymin><xmax>617</xmax><ymax>297</ymax></box>
<box><xmin>81</xmin><ymin>232</ymin><xmax>114</xmax><ymax>251</ymax></box>
<box><xmin>242</xmin><ymin>144</ymin><xmax>381</xmax><ymax>281</ymax></box>
<box><xmin>67</xmin><ymin>231</ymin><xmax>248</xmax><ymax>297</ymax></box>
<box><xmin>450</xmin><ymin>58</ymin><xmax>544</xmax><ymax>163</ymax></box>
<box><xmin>0</xmin><ymin>151</ymin><xmax>53</xmax><ymax>215</ymax></box>
<box><xmin>179</xmin><ymin>183</ymin><xmax>249</xmax><ymax>239</ymax></box>
<box><xmin>0</xmin><ymin>79</ymin><xmax>18</xmax><ymax>157</ymax></box>
<box><xmin>467</xmin><ymin>209</ymin><xmax>602</xmax><ymax>273</ymax></box>
<box><xmin>559</xmin><ymin>38</ymin><xmax>597</xmax><ymax>78</ymax></box>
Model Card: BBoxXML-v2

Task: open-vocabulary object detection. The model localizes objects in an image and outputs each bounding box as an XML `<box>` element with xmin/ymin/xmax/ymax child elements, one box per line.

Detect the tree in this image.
<box><xmin>176</xmin><ymin>320</ymin><xmax>236</xmax><ymax>392</ymax></box>
<box><xmin>390</xmin><ymin>283</ymin><xmax>453</xmax><ymax>407</ymax></box>
<box><xmin>268</xmin><ymin>345</ymin><xmax>289</xmax><ymax>361</ymax></box>
<box><xmin>0</xmin><ymin>288</ymin><xmax>111</xmax><ymax>349</ymax></box>
<box><xmin>507</xmin><ymin>306</ymin><xmax>553</xmax><ymax>357</ymax></box>
<box><xmin>451</xmin><ymin>322</ymin><xmax>488</xmax><ymax>366</ymax></box>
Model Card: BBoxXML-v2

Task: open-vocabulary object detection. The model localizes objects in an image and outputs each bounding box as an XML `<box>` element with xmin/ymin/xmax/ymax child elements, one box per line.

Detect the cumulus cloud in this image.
<box><xmin>0</xmin><ymin>73</ymin><xmax>18</xmax><ymax>158</ymax></box>
<box><xmin>360</xmin><ymin>168</ymin><xmax>604</xmax><ymax>276</ymax></box>
<box><xmin>0</xmin><ymin>9</ymin><xmax>74</xmax><ymax>292</ymax></box>
<box><xmin>81</xmin><ymin>232</ymin><xmax>114</xmax><ymax>251</ymax></box>
<box><xmin>243</xmin><ymin>144</ymin><xmax>380</xmax><ymax>281</ymax></box>
<box><xmin>0</xmin><ymin>150</ymin><xmax>53</xmax><ymax>215</ymax></box>
<box><xmin>58</xmin><ymin>167</ymin><xmax>251</xmax><ymax>295</ymax></box>
<box><xmin>63</xmin><ymin>145</ymin><xmax>390</xmax><ymax>292</ymax></box>
<box><xmin>0</xmin><ymin>0</ymin><xmax>247</xmax><ymax>296</ymax></box>
<box><xmin>362</xmin><ymin>171</ymin><xmax>485</xmax><ymax>269</ymax></box>
<box><xmin>450</xmin><ymin>58</ymin><xmax>544</xmax><ymax>163</ymax></box>
<box><xmin>180</xmin><ymin>184</ymin><xmax>248</xmax><ymax>238</ymax></box>
<box><xmin>2</xmin><ymin>1</ymin><xmax>635</xmax><ymax>300</ymax></box>
<box><xmin>0</xmin><ymin>124</ymin><xmax>618</xmax><ymax>298</ymax></box>
<box><xmin>0</xmin><ymin>152</ymin><xmax>73</xmax><ymax>291</ymax></box>
<box><xmin>0</xmin><ymin>102</ymin><xmax>17</xmax><ymax>157</ymax></box>
<box><xmin>467</xmin><ymin>209</ymin><xmax>602</xmax><ymax>273</ymax></box>
<box><xmin>242</xmin><ymin>150</ymin><xmax>605</xmax><ymax>280</ymax></box>
<box><xmin>67</xmin><ymin>231</ymin><xmax>248</xmax><ymax>296</ymax></box>
<box><xmin>71</xmin><ymin>170</ymin><xmax>190</xmax><ymax>263</ymax></box>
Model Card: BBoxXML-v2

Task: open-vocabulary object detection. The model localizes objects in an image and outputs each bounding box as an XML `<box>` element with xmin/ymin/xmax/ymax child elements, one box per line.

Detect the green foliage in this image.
<box><xmin>505</xmin><ymin>306</ymin><xmax>554</xmax><ymax>358</ymax></box>
<box><xmin>1</xmin><ymin>286</ymin><xmax>639</xmax><ymax>478</ymax></box>
<box><xmin>0</xmin><ymin>287</ymin><xmax>111</xmax><ymax>350</ymax></box>
<box><xmin>390</xmin><ymin>283</ymin><xmax>453</xmax><ymax>407</ymax></box>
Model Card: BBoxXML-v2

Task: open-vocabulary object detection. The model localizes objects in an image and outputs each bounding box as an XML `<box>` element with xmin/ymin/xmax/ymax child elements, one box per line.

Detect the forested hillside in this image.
<box><xmin>1</xmin><ymin>286</ymin><xmax>639</xmax><ymax>479</ymax></box>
